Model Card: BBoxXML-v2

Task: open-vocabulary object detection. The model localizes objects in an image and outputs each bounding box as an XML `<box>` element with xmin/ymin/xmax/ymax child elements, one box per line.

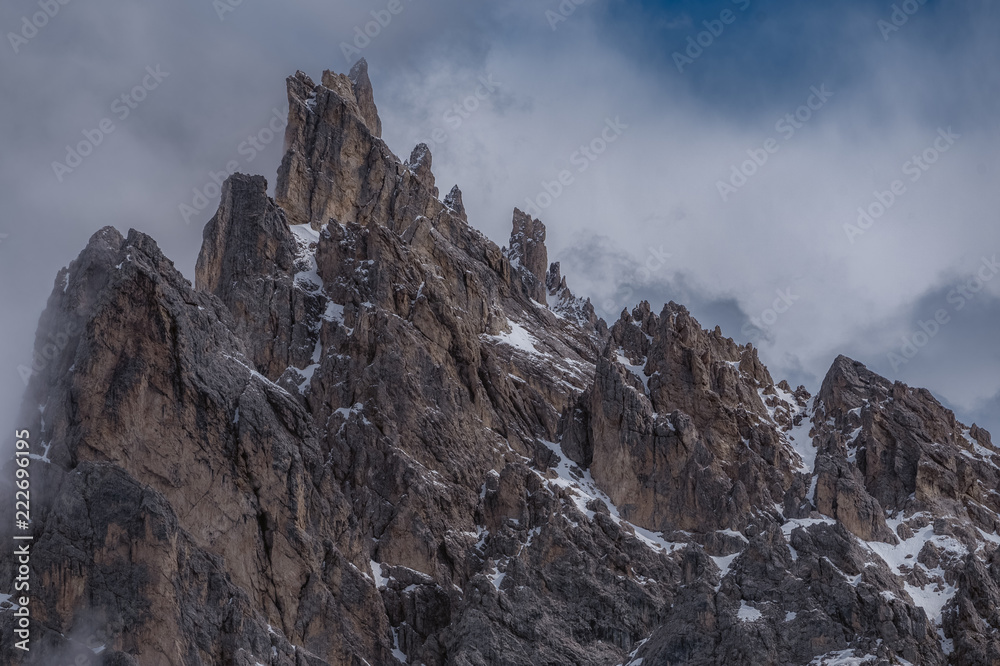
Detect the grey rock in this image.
<box><xmin>347</xmin><ymin>57</ymin><xmax>382</xmax><ymax>138</ymax></box>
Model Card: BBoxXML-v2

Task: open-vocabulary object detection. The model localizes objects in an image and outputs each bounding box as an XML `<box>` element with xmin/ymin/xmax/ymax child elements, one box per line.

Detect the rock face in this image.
<box><xmin>348</xmin><ymin>58</ymin><xmax>382</xmax><ymax>139</ymax></box>
<box><xmin>3</xmin><ymin>62</ymin><xmax>1000</xmax><ymax>666</ymax></box>
<box><xmin>570</xmin><ymin>302</ymin><xmax>802</xmax><ymax>536</ymax></box>
<box><xmin>444</xmin><ymin>185</ymin><xmax>466</xmax><ymax>221</ymax></box>
<box><xmin>508</xmin><ymin>208</ymin><xmax>548</xmax><ymax>305</ymax></box>
<box><xmin>275</xmin><ymin>68</ymin><xmax>436</xmax><ymax>230</ymax></box>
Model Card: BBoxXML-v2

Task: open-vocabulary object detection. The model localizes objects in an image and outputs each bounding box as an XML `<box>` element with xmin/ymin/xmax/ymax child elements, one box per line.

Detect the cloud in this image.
<box><xmin>1</xmin><ymin>0</ymin><xmax>998</xmax><ymax>441</ymax></box>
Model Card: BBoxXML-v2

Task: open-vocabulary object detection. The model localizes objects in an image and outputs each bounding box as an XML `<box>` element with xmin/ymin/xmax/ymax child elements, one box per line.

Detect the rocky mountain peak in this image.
<box><xmin>443</xmin><ymin>184</ymin><xmax>466</xmax><ymax>221</ymax></box>
<box><xmin>347</xmin><ymin>57</ymin><xmax>382</xmax><ymax>138</ymax></box>
<box><xmin>818</xmin><ymin>353</ymin><xmax>893</xmax><ymax>415</ymax></box>
<box><xmin>405</xmin><ymin>142</ymin><xmax>437</xmax><ymax>195</ymax></box>
<box><xmin>545</xmin><ymin>261</ymin><xmax>568</xmax><ymax>295</ymax></box>
<box><xmin>277</xmin><ymin>64</ymin><xmax>430</xmax><ymax>231</ymax></box>
<box><xmin>6</xmin><ymin>62</ymin><xmax>1000</xmax><ymax>666</ymax></box>
<box><xmin>508</xmin><ymin>207</ymin><xmax>548</xmax><ymax>304</ymax></box>
<box><xmin>813</xmin><ymin>355</ymin><xmax>1000</xmax><ymax>534</ymax></box>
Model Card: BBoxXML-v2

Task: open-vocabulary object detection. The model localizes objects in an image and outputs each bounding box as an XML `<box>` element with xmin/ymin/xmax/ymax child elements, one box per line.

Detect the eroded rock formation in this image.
<box><xmin>3</xmin><ymin>63</ymin><xmax>1000</xmax><ymax>666</ymax></box>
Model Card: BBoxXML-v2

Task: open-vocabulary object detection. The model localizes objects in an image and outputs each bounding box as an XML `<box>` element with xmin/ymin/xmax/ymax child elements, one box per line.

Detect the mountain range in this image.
<box><xmin>3</xmin><ymin>60</ymin><xmax>1000</xmax><ymax>666</ymax></box>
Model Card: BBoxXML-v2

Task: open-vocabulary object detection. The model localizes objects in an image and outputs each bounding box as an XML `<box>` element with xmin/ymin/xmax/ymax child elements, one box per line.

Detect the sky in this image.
<box><xmin>0</xmin><ymin>0</ymin><xmax>998</xmax><ymax>438</ymax></box>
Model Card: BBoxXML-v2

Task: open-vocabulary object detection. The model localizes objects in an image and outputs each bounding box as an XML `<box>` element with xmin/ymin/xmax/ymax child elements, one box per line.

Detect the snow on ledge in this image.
<box><xmin>737</xmin><ymin>600</ymin><xmax>762</xmax><ymax>622</ymax></box>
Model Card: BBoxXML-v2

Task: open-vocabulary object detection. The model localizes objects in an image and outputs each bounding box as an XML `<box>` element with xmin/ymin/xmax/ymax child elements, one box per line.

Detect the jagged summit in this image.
<box><xmin>508</xmin><ymin>207</ymin><xmax>548</xmax><ymax>304</ymax></box>
<box><xmin>347</xmin><ymin>57</ymin><xmax>382</xmax><ymax>138</ymax></box>
<box><xmin>405</xmin><ymin>142</ymin><xmax>437</xmax><ymax>196</ymax></box>
<box><xmin>444</xmin><ymin>184</ymin><xmax>466</xmax><ymax>220</ymax></box>
<box><xmin>5</xmin><ymin>63</ymin><xmax>1000</xmax><ymax>666</ymax></box>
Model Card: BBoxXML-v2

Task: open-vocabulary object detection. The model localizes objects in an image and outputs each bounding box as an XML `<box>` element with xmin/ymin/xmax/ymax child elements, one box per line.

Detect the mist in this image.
<box><xmin>1</xmin><ymin>0</ymin><xmax>998</xmax><ymax>448</ymax></box>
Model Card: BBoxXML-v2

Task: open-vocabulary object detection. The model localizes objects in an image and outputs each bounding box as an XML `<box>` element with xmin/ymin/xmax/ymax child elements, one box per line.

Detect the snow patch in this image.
<box><xmin>290</xmin><ymin>224</ymin><xmax>324</xmax><ymax>293</ymax></box>
<box><xmin>391</xmin><ymin>625</ymin><xmax>406</xmax><ymax>663</ymax></box>
<box><xmin>534</xmin><ymin>439</ymin><xmax>684</xmax><ymax>554</ymax></box>
<box><xmin>717</xmin><ymin>529</ymin><xmax>748</xmax><ymax>543</ymax></box>
<box><xmin>863</xmin><ymin>519</ymin><xmax>963</xmax><ymax>623</ymax></box>
<box><xmin>961</xmin><ymin>427</ymin><xmax>1000</xmax><ymax>463</ymax></box>
<box><xmin>615</xmin><ymin>351</ymin><xmax>650</xmax><ymax>394</ymax></box>
<box><xmin>323</xmin><ymin>301</ymin><xmax>345</xmax><ymax>323</ymax></box>
<box><xmin>737</xmin><ymin>601</ymin><xmax>762</xmax><ymax>622</ymax></box>
<box><xmin>781</xmin><ymin>517</ymin><xmax>836</xmax><ymax>539</ymax></box>
<box><xmin>808</xmin><ymin>649</ymin><xmax>879</xmax><ymax>665</ymax></box>
<box><xmin>294</xmin><ymin>335</ymin><xmax>325</xmax><ymax>394</ymax></box>
<box><xmin>370</xmin><ymin>560</ymin><xmax>388</xmax><ymax>589</ymax></box>
<box><xmin>223</xmin><ymin>353</ymin><xmax>294</xmax><ymax>399</ymax></box>
<box><xmin>711</xmin><ymin>552</ymin><xmax>740</xmax><ymax>591</ymax></box>
<box><xmin>784</xmin><ymin>396</ymin><xmax>817</xmax><ymax>474</ymax></box>
<box><xmin>490</xmin><ymin>569</ymin><xmax>506</xmax><ymax>590</ymax></box>
<box><xmin>616</xmin><ymin>636</ymin><xmax>649</xmax><ymax>666</ymax></box>
<box><xmin>487</xmin><ymin>321</ymin><xmax>541</xmax><ymax>355</ymax></box>
<box><xmin>28</xmin><ymin>440</ymin><xmax>52</xmax><ymax>464</ymax></box>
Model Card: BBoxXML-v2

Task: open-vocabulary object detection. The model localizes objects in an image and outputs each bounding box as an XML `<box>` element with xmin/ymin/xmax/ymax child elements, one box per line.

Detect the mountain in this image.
<box><xmin>3</xmin><ymin>60</ymin><xmax>1000</xmax><ymax>666</ymax></box>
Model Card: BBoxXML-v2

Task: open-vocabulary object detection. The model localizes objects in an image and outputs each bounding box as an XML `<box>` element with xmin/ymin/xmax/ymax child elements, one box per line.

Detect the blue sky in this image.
<box><xmin>1</xmin><ymin>0</ymin><xmax>998</xmax><ymax>436</ymax></box>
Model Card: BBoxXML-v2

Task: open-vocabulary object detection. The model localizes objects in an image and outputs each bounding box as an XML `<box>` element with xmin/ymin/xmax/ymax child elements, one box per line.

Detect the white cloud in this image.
<box><xmin>0</xmin><ymin>0</ymin><xmax>998</xmax><ymax>437</ymax></box>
